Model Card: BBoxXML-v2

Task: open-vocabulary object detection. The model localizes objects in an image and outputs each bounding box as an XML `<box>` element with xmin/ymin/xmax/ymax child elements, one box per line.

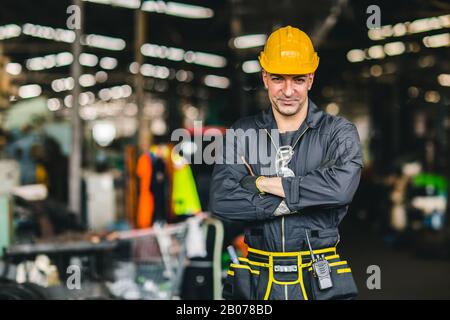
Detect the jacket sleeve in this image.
<box><xmin>209</xmin><ymin>124</ymin><xmax>283</xmax><ymax>222</ymax></box>
<box><xmin>281</xmin><ymin>121</ymin><xmax>363</xmax><ymax>212</ymax></box>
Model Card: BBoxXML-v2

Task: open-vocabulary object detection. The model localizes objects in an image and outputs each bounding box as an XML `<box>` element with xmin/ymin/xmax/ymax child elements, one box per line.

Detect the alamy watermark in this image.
<box><xmin>366</xmin><ymin>5</ymin><xmax>381</xmax><ymax>29</ymax></box>
<box><xmin>66</xmin><ymin>265</ymin><xmax>81</xmax><ymax>290</ymax></box>
<box><xmin>66</xmin><ymin>5</ymin><xmax>81</xmax><ymax>30</ymax></box>
<box><xmin>366</xmin><ymin>265</ymin><xmax>381</xmax><ymax>290</ymax></box>
<box><xmin>170</xmin><ymin>121</ymin><xmax>291</xmax><ymax>173</ymax></box>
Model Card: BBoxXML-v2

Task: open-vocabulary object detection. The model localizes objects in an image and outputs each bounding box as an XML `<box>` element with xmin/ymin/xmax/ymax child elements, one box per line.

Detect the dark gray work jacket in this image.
<box><xmin>210</xmin><ymin>100</ymin><xmax>363</xmax><ymax>252</ymax></box>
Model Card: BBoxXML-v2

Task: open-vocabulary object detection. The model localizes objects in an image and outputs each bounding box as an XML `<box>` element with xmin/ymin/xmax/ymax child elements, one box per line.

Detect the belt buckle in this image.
<box><xmin>274</xmin><ymin>265</ymin><xmax>298</xmax><ymax>273</ymax></box>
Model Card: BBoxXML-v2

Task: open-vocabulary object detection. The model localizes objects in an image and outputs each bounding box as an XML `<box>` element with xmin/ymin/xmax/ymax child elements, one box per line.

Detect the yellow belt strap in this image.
<box><xmin>248</xmin><ymin>246</ymin><xmax>336</xmax><ymax>257</ymax></box>
<box><xmin>263</xmin><ymin>255</ymin><xmax>274</xmax><ymax>300</ymax></box>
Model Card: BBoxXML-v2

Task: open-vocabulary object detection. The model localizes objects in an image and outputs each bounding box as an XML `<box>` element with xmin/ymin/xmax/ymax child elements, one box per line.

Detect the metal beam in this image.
<box><xmin>69</xmin><ymin>0</ymin><xmax>83</xmax><ymax>216</ymax></box>
<box><xmin>134</xmin><ymin>7</ymin><xmax>147</xmax><ymax>151</ymax></box>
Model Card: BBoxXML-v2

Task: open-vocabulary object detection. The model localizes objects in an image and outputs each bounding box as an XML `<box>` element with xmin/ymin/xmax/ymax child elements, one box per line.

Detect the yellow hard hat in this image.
<box><xmin>259</xmin><ymin>26</ymin><xmax>319</xmax><ymax>75</ymax></box>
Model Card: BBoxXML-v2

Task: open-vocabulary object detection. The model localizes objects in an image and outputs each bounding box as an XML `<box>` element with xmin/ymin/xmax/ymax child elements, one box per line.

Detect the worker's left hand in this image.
<box><xmin>239</xmin><ymin>175</ymin><xmax>260</xmax><ymax>193</ymax></box>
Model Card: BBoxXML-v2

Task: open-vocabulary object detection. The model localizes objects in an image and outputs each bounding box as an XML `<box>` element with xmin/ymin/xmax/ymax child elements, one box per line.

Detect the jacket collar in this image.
<box><xmin>255</xmin><ymin>99</ymin><xmax>324</xmax><ymax>130</ymax></box>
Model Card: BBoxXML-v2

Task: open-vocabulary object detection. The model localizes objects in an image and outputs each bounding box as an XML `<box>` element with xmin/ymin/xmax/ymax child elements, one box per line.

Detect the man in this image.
<box><xmin>210</xmin><ymin>26</ymin><xmax>363</xmax><ymax>300</ymax></box>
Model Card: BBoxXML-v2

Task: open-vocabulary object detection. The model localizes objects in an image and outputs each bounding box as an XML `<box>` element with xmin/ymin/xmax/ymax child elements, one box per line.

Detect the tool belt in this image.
<box><xmin>223</xmin><ymin>246</ymin><xmax>358</xmax><ymax>300</ymax></box>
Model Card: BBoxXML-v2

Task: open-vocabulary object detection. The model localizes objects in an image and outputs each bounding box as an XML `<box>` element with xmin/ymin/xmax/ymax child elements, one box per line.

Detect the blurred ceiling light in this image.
<box><xmin>79</xmin><ymin>92</ymin><xmax>91</xmax><ymax>106</ymax></box>
<box><xmin>367</xmin><ymin>14</ymin><xmax>450</xmax><ymax>40</ymax></box>
<box><xmin>83</xmin><ymin>0</ymin><xmax>110</xmax><ymax>4</ymax></box>
<box><xmin>233</xmin><ymin>34</ymin><xmax>267</xmax><ymax>49</ymax></box>
<box><xmin>6</xmin><ymin>63</ymin><xmax>22</xmax><ymax>75</ymax></box>
<box><xmin>155</xmin><ymin>66</ymin><xmax>170</xmax><ymax>79</ymax></box>
<box><xmin>424</xmin><ymin>90</ymin><xmax>440</xmax><ymax>103</ymax></box>
<box><xmin>97</xmin><ymin>85</ymin><xmax>131</xmax><ymax>101</ymax></box>
<box><xmin>79</xmin><ymin>106</ymin><xmax>98</xmax><ymax>121</ymax></box>
<box><xmin>83</xmin><ymin>0</ymin><xmax>141</xmax><ymax>9</ymax></box>
<box><xmin>0</xmin><ymin>24</ymin><xmax>21</xmax><ymax>40</ymax></box>
<box><xmin>86</xmin><ymin>91</ymin><xmax>96</xmax><ymax>104</ymax></box>
<box><xmin>380</xmin><ymin>25</ymin><xmax>393</xmax><ymax>38</ymax></box>
<box><xmin>204</xmin><ymin>75</ymin><xmax>230</xmax><ymax>89</ymax></box>
<box><xmin>437</xmin><ymin>74</ymin><xmax>450</xmax><ymax>87</ymax></box>
<box><xmin>95</xmin><ymin>71</ymin><xmax>108</xmax><ymax>83</ymax></box>
<box><xmin>140</xmin><ymin>64</ymin><xmax>153</xmax><ymax>77</ymax></box>
<box><xmin>144</xmin><ymin>101</ymin><xmax>165</xmax><ymax>117</ymax></box>
<box><xmin>79</xmin><ymin>74</ymin><xmax>96</xmax><ymax>87</ymax></box>
<box><xmin>83</xmin><ymin>34</ymin><xmax>126</xmax><ymax>51</ymax></box>
<box><xmin>129</xmin><ymin>62</ymin><xmax>139</xmax><ymax>74</ymax></box>
<box><xmin>47</xmin><ymin>98</ymin><xmax>61</xmax><ymax>111</ymax></box>
<box><xmin>368</xmin><ymin>45</ymin><xmax>385</xmax><ymax>59</ymax></box>
<box><xmin>64</xmin><ymin>95</ymin><xmax>73</xmax><ymax>107</ymax></box>
<box><xmin>185</xmin><ymin>71</ymin><xmax>194</xmax><ymax>82</ymax></box>
<box><xmin>368</xmin><ymin>29</ymin><xmax>383</xmax><ymax>41</ymax></box>
<box><xmin>79</xmin><ymin>53</ymin><xmax>99</xmax><ymax>67</ymax></box>
<box><xmin>110</xmin><ymin>86</ymin><xmax>124</xmax><ymax>99</ymax></box>
<box><xmin>142</xmin><ymin>1</ymin><xmax>214</xmax><ymax>19</ymax></box>
<box><xmin>184</xmin><ymin>51</ymin><xmax>195</xmax><ymax>63</ymax></box>
<box><xmin>185</xmin><ymin>105</ymin><xmax>199</xmax><ymax>120</ymax></box>
<box><xmin>93</xmin><ymin>121</ymin><xmax>116</xmax><ymax>147</ymax></box>
<box><xmin>439</xmin><ymin>14</ymin><xmax>450</xmax><ymax>28</ymax></box>
<box><xmin>23</xmin><ymin>23</ymin><xmax>126</xmax><ymax>51</ymax></box>
<box><xmin>180</xmin><ymin>141</ymin><xmax>197</xmax><ymax>155</ymax></box>
<box><xmin>51</xmin><ymin>80</ymin><xmax>63</xmax><ymax>92</ymax></box>
<box><xmin>369</xmin><ymin>65</ymin><xmax>383</xmax><ymax>77</ymax></box>
<box><xmin>176</xmin><ymin>70</ymin><xmax>193</xmax><ymax>82</ymax></box>
<box><xmin>423</xmin><ymin>33</ymin><xmax>450</xmax><ymax>48</ymax></box>
<box><xmin>141</xmin><ymin>43</ymin><xmax>184</xmax><ymax>61</ymax></box>
<box><xmin>121</xmin><ymin>84</ymin><xmax>133</xmax><ymax>97</ymax></box>
<box><xmin>242</xmin><ymin>60</ymin><xmax>262</xmax><ymax>73</ymax></box>
<box><xmin>22</xmin><ymin>23</ymin><xmax>75</xmax><ymax>43</ymax></box>
<box><xmin>42</xmin><ymin>55</ymin><xmax>57</xmax><ymax>69</ymax></box>
<box><xmin>418</xmin><ymin>55</ymin><xmax>435</xmax><ymax>68</ymax></box>
<box><xmin>368</xmin><ymin>25</ymin><xmax>393</xmax><ymax>41</ymax></box>
<box><xmin>99</xmin><ymin>88</ymin><xmax>112</xmax><ymax>101</ymax></box>
<box><xmin>346</xmin><ymin>49</ymin><xmax>365</xmax><ymax>63</ymax></box>
<box><xmin>56</xmin><ymin>52</ymin><xmax>74</xmax><ymax>66</ymax></box>
<box><xmin>100</xmin><ymin>57</ymin><xmax>118</xmax><ymax>69</ymax></box>
<box><xmin>392</xmin><ymin>23</ymin><xmax>407</xmax><ymax>37</ymax></box>
<box><xmin>165</xmin><ymin>2</ymin><xmax>213</xmax><ymax>19</ymax></box>
<box><xmin>384</xmin><ymin>41</ymin><xmax>405</xmax><ymax>56</ymax></box>
<box><xmin>140</xmin><ymin>63</ymin><xmax>170</xmax><ymax>79</ymax></box>
<box><xmin>26</xmin><ymin>52</ymin><xmax>73</xmax><ymax>71</ymax></box>
<box><xmin>176</xmin><ymin>70</ymin><xmax>188</xmax><ymax>81</ymax></box>
<box><xmin>408</xmin><ymin>86</ymin><xmax>419</xmax><ymax>98</ymax></box>
<box><xmin>18</xmin><ymin>84</ymin><xmax>42</xmax><ymax>99</ymax></box>
<box><xmin>124</xmin><ymin>103</ymin><xmax>138</xmax><ymax>116</ymax></box>
<box><xmin>191</xmin><ymin>52</ymin><xmax>226</xmax><ymax>68</ymax></box>
<box><xmin>51</xmin><ymin>77</ymin><xmax>74</xmax><ymax>92</ymax></box>
<box><xmin>410</xmin><ymin>17</ymin><xmax>441</xmax><ymax>34</ymax></box>
<box><xmin>150</xmin><ymin>118</ymin><xmax>167</xmax><ymax>136</ymax></box>
<box><xmin>141</xmin><ymin>43</ymin><xmax>227</xmax><ymax>68</ymax></box>
<box><xmin>325</xmin><ymin>103</ymin><xmax>340</xmax><ymax>116</ymax></box>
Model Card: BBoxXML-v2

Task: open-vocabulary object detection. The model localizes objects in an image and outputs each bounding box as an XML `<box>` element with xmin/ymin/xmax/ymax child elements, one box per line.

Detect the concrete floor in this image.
<box><xmin>338</xmin><ymin>220</ymin><xmax>450</xmax><ymax>300</ymax></box>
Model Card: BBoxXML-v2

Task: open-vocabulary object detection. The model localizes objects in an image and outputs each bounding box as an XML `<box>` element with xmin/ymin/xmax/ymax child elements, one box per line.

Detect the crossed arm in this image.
<box><xmin>210</xmin><ymin>122</ymin><xmax>363</xmax><ymax>222</ymax></box>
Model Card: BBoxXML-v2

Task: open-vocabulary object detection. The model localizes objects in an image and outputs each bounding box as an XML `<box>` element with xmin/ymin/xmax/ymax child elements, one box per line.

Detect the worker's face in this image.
<box><xmin>262</xmin><ymin>71</ymin><xmax>314</xmax><ymax>117</ymax></box>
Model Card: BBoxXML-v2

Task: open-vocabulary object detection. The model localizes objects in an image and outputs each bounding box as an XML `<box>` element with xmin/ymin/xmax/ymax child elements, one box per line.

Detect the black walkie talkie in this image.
<box><xmin>305</xmin><ymin>230</ymin><xmax>333</xmax><ymax>290</ymax></box>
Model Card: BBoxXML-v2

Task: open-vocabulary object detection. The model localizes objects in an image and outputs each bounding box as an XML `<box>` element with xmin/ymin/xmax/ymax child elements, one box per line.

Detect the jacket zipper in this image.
<box><xmin>263</xmin><ymin>126</ymin><xmax>309</xmax><ymax>300</ymax></box>
<box><xmin>282</xmin><ymin>216</ymin><xmax>288</xmax><ymax>300</ymax></box>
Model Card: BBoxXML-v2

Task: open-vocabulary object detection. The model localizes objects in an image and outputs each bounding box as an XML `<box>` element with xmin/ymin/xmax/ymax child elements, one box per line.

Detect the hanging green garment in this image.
<box><xmin>172</xmin><ymin>155</ymin><xmax>202</xmax><ymax>216</ymax></box>
<box><xmin>412</xmin><ymin>173</ymin><xmax>448</xmax><ymax>195</ymax></box>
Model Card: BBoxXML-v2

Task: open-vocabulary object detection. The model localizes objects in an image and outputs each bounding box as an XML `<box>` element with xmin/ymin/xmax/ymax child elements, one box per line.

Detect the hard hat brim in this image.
<box><xmin>258</xmin><ymin>53</ymin><xmax>319</xmax><ymax>75</ymax></box>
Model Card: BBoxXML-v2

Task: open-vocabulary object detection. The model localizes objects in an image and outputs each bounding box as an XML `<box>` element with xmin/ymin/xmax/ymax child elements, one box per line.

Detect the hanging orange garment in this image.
<box><xmin>136</xmin><ymin>153</ymin><xmax>154</xmax><ymax>229</ymax></box>
<box><xmin>125</xmin><ymin>145</ymin><xmax>138</xmax><ymax>228</ymax></box>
